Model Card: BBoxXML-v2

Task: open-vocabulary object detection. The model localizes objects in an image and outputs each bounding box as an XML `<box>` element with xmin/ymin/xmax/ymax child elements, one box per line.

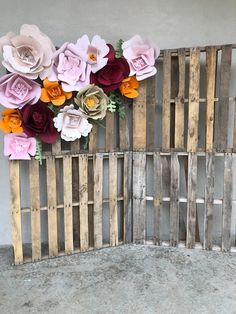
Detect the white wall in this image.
<box><xmin>0</xmin><ymin>0</ymin><xmax>236</xmax><ymax>245</ymax></box>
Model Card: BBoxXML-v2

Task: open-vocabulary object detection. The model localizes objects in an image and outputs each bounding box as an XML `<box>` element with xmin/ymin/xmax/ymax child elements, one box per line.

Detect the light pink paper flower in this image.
<box><xmin>53</xmin><ymin>104</ymin><xmax>92</xmax><ymax>141</ymax></box>
<box><xmin>0</xmin><ymin>24</ymin><xmax>55</xmax><ymax>80</ymax></box>
<box><xmin>4</xmin><ymin>132</ymin><xmax>36</xmax><ymax>160</ymax></box>
<box><xmin>122</xmin><ymin>35</ymin><xmax>160</xmax><ymax>81</ymax></box>
<box><xmin>48</xmin><ymin>43</ymin><xmax>91</xmax><ymax>92</ymax></box>
<box><xmin>0</xmin><ymin>73</ymin><xmax>41</xmax><ymax>109</ymax></box>
<box><xmin>76</xmin><ymin>35</ymin><xmax>109</xmax><ymax>73</ymax></box>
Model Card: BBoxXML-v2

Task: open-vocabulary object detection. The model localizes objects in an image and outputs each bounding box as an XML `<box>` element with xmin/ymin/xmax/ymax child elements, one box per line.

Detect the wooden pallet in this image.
<box><xmin>9</xmin><ymin>44</ymin><xmax>236</xmax><ymax>264</ymax></box>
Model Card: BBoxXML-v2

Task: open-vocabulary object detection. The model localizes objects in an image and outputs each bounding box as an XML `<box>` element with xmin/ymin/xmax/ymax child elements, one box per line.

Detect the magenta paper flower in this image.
<box><xmin>0</xmin><ymin>73</ymin><xmax>41</xmax><ymax>109</ymax></box>
<box><xmin>4</xmin><ymin>132</ymin><xmax>36</xmax><ymax>160</ymax></box>
<box><xmin>48</xmin><ymin>42</ymin><xmax>91</xmax><ymax>92</ymax></box>
<box><xmin>53</xmin><ymin>104</ymin><xmax>93</xmax><ymax>141</ymax></box>
<box><xmin>0</xmin><ymin>24</ymin><xmax>55</xmax><ymax>80</ymax></box>
<box><xmin>122</xmin><ymin>35</ymin><xmax>160</xmax><ymax>81</ymax></box>
<box><xmin>76</xmin><ymin>35</ymin><xmax>109</xmax><ymax>73</ymax></box>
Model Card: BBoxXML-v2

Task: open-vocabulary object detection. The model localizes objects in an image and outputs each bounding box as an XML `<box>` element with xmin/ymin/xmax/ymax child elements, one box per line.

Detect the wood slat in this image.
<box><xmin>204</xmin><ymin>153</ymin><xmax>215</xmax><ymax>250</ymax></box>
<box><xmin>205</xmin><ymin>47</ymin><xmax>217</xmax><ymax>152</ymax></box>
<box><xmin>222</xmin><ymin>153</ymin><xmax>233</xmax><ymax>252</ymax></box>
<box><xmin>187</xmin><ymin>48</ymin><xmax>200</xmax><ymax>152</ymax></box>
<box><xmin>79</xmin><ymin>155</ymin><xmax>89</xmax><ymax>251</ymax></box>
<box><xmin>175</xmin><ymin>49</ymin><xmax>185</xmax><ymax>149</ymax></box>
<box><xmin>71</xmin><ymin>139</ymin><xmax>80</xmax><ymax>153</ymax></box>
<box><xmin>170</xmin><ymin>153</ymin><xmax>180</xmax><ymax>246</ymax></box>
<box><xmin>215</xmin><ymin>45</ymin><xmax>232</xmax><ymax>151</ymax></box>
<box><xmin>29</xmin><ymin>159</ymin><xmax>41</xmax><ymax>261</ymax></box>
<box><xmin>119</xmin><ymin>98</ymin><xmax>130</xmax><ymax>151</ymax></box>
<box><xmin>133</xmin><ymin>80</ymin><xmax>147</xmax><ymax>150</ymax></box>
<box><xmin>9</xmin><ymin>161</ymin><xmax>23</xmax><ymax>265</ymax></box>
<box><xmin>153</xmin><ymin>152</ymin><xmax>162</xmax><ymax>245</ymax></box>
<box><xmin>162</xmin><ymin>50</ymin><xmax>171</xmax><ymax>151</ymax></box>
<box><xmin>89</xmin><ymin>124</ymin><xmax>97</xmax><ymax>153</ymax></box>
<box><xmin>186</xmin><ymin>153</ymin><xmax>198</xmax><ymax>248</ymax></box>
<box><xmin>133</xmin><ymin>152</ymin><xmax>146</xmax><ymax>243</ymax></box>
<box><xmin>233</xmin><ymin>98</ymin><xmax>236</xmax><ymax>152</ymax></box>
<box><xmin>106</xmin><ymin>112</ymin><xmax>114</xmax><ymax>152</ymax></box>
<box><xmin>63</xmin><ymin>156</ymin><xmax>73</xmax><ymax>254</ymax></box>
<box><xmin>123</xmin><ymin>152</ymin><xmax>132</xmax><ymax>243</ymax></box>
<box><xmin>109</xmin><ymin>153</ymin><xmax>118</xmax><ymax>246</ymax></box>
<box><xmin>46</xmin><ymin>157</ymin><xmax>58</xmax><ymax>257</ymax></box>
<box><xmin>146</xmin><ymin>76</ymin><xmax>156</xmax><ymax>150</ymax></box>
<box><xmin>52</xmin><ymin>138</ymin><xmax>61</xmax><ymax>155</ymax></box>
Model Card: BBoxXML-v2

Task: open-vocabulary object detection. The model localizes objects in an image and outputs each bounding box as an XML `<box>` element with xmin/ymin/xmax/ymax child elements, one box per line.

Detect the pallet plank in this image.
<box><xmin>133</xmin><ymin>80</ymin><xmax>147</xmax><ymax>150</ymax></box>
<box><xmin>153</xmin><ymin>152</ymin><xmax>162</xmax><ymax>245</ymax></box>
<box><xmin>29</xmin><ymin>159</ymin><xmax>41</xmax><ymax>261</ymax></box>
<box><xmin>162</xmin><ymin>50</ymin><xmax>171</xmax><ymax>151</ymax></box>
<box><xmin>106</xmin><ymin>112</ymin><xmax>114</xmax><ymax>152</ymax></box>
<box><xmin>89</xmin><ymin>124</ymin><xmax>97</xmax><ymax>153</ymax></box>
<box><xmin>133</xmin><ymin>152</ymin><xmax>146</xmax><ymax>243</ymax></box>
<box><xmin>79</xmin><ymin>155</ymin><xmax>89</xmax><ymax>251</ymax></box>
<box><xmin>63</xmin><ymin>156</ymin><xmax>73</xmax><ymax>254</ymax></box>
<box><xmin>123</xmin><ymin>152</ymin><xmax>132</xmax><ymax>243</ymax></box>
<box><xmin>215</xmin><ymin>45</ymin><xmax>232</xmax><ymax>151</ymax></box>
<box><xmin>109</xmin><ymin>153</ymin><xmax>118</xmax><ymax>246</ymax></box>
<box><xmin>186</xmin><ymin>153</ymin><xmax>198</xmax><ymax>248</ymax></box>
<box><xmin>222</xmin><ymin>153</ymin><xmax>233</xmax><ymax>252</ymax></box>
<box><xmin>93</xmin><ymin>153</ymin><xmax>103</xmax><ymax>249</ymax></box>
<box><xmin>46</xmin><ymin>157</ymin><xmax>58</xmax><ymax>257</ymax></box>
<box><xmin>175</xmin><ymin>49</ymin><xmax>185</xmax><ymax>149</ymax></box>
<box><xmin>206</xmin><ymin>47</ymin><xmax>217</xmax><ymax>152</ymax></box>
<box><xmin>204</xmin><ymin>153</ymin><xmax>215</xmax><ymax>250</ymax></box>
<box><xmin>146</xmin><ymin>76</ymin><xmax>156</xmax><ymax>150</ymax></box>
<box><xmin>170</xmin><ymin>153</ymin><xmax>180</xmax><ymax>246</ymax></box>
<box><xmin>9</xmin><ymin>161</ymin><xmax>23</xmax><ymax>265</ymax></box>
<box><xmin>187</xmin><ymin>48</ymin><xmax>200</xmax><ymax>152</ymax></box>
<box><xmin>119</xmin><ymin>98</ymin><xmax>130</xmax><ymax>151</ymax></box>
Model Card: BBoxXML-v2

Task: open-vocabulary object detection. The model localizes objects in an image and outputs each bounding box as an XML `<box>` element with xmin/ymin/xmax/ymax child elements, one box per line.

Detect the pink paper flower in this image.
<box><xmin>0</xmin><ymin>24</ymin><xmax>55</xmax><ymax>80</ymax></box>
<box><xmin>122</xmin><ymin>35</ymin><xmax>160</xmax><ymax>81</ymax></box>
<box><xmin>53</xmin><ymin>104</ymin><xmax>93</xmax><ymax>141</ymax></box>
<box><xmin>0</xmin><ymin>73</ymin><xmax>41</xmax><ymax>109</ymax></box>
<box><xmin>76</xmin><ymin>35</ymin><xmax>109</xmax><ymax>73</ymax></box>
<box><xmin>4</xmin><ymin>132</ymin><xmax>36</xmax><ymax>160</ymax></box>
<box><xmin>48</xmin><ymin>43</ymin><xmax>91</xmax><ymax>92</ymax></box>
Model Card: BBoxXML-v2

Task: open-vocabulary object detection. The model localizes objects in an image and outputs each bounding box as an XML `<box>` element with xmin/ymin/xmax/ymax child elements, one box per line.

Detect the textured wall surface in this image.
<box><xmin>0</xmin><ymin>0</ymin><xmax>236</xmax><ymax>245</ymax></box>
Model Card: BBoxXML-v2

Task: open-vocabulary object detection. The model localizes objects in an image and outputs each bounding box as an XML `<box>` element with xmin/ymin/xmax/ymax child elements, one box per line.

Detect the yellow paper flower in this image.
<box><xmin>119</xmin><ymin>76</ymin><xmax>139</xmax><ymax>99</ymax></box>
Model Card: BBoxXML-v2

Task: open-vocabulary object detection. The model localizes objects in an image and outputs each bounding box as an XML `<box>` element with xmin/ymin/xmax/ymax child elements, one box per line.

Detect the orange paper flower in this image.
<box><xmin>119</xmin><ymin>76</ymin><xmax>139</xmax><ymax>99</ymax></box>
<box><xmin>40</xmin><ymin>78</ymin><xmax>72</xmax><ymax>106</ymax></box>
<box><xmin>0</xmin><ymin>109</ymin><xmax>23</xmax><ymax>133</ymax></box>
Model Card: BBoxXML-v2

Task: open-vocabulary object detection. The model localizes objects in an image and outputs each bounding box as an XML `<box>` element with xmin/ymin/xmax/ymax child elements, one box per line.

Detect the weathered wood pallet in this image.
<box><xmin>9</xmin><ymin>44</ymin><xmax>236</xmax><ymax>264</ymax></box>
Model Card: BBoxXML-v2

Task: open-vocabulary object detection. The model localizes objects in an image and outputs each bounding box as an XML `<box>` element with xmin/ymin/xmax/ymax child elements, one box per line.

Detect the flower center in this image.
<box><xmin>88</xmin><ymin>53</ymin><xmax>97</xmax><ymax>62</ymax></box>
<box><xmin>63</xmin><ymin>113</ymin><xmax>82</xmax><ymax>128</ymax></box>
<box><xmin>9</xmin><ymin>115</ymin><xmax>21</xmax><ymax>128</ymax></box>
<box><xmin>48</xmin><ymin>87</ymin><xmax>61</xmax><ymax>98</ymax></box>
<box><xmin>132</xmin><ymin>56</ymin><xmax>148</xmax><ymax>71</ymax></box>
<box><xmin>9</xmin><ymin>77</ymin><xmax>32</xmax><ymax>100</ymax></box>
<box><xmin>14</xmin><ymin>138</ymin><xmax>28</xmax><ymax>153</ymax></box>
<box><xmin>123</xmin><ymin>82</ymin><xmax>131</xmax><ymax>90</ymax></box>
<box><xmin>85</xmin><ymin>96</ymin><xmax>96</xmax><ymax>108</ymax></box>
<box><xmin>87</xmin><ymin>45</ymin><xmax>99</xmax><ymax>64</ymax></box>
<box><xmin>17</xmin><ymin>47</ymin><xmax>35</xmax><ymax>64</ymax></box>
<box><xmin>32</xmin><ymin>112</ymin><xmax>43</xmax><ymax>124</ymax></box>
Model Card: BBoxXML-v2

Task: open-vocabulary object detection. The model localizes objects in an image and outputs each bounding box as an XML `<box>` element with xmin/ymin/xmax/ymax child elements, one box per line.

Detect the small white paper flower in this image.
<box><xmin>53</xmin><ymin>104</ymin><xmax>93</xmax><ymax>141</ymax></box>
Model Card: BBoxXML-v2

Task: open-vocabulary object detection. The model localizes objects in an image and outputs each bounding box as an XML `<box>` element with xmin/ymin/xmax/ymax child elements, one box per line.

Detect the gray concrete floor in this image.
<box><xmin>0</xmin><ymin>245</ymin><xmax>236</xmax><ymax>314</ymax></box>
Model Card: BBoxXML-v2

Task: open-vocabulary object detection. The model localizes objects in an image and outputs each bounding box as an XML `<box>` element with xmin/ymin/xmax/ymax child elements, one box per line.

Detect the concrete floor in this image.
<box><xmin>0</xmin><ymin>245</ymin><xmax>236</xmax><ymax>314</ymax></box>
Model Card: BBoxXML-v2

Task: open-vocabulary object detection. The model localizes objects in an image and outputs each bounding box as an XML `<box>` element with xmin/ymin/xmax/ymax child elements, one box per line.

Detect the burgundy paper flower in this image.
<box><xmin>90</xmin><ymin>57</ymin><xmax>130</xmax><ymax>93</ymax></box>
<box><xmin>20</xmin><ymin>101</ymin><xmax>59</xmax><ymax>144</ymax></box>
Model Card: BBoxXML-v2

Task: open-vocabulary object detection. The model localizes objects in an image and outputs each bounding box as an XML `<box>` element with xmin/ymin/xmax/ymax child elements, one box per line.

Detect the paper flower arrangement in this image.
<box><xmin>0</xmin><ymin>24</ymin><xmax>159</xmax><ymax>161</ymax></box>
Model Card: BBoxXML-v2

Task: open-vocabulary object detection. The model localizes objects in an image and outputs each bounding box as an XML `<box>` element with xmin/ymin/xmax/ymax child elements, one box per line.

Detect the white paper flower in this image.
<box><xmin>53</xmin><ymin>104</ymin><xmax>92</xmax><ymax>141</ymax></box>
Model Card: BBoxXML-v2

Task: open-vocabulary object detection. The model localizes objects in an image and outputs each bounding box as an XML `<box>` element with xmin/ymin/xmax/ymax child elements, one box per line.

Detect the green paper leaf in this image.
<box><xmin>115</xmin><ymin>39</ymin><xmax>124</xmax><ymax>58</ymax></box>
<box><xmin>35</xmin><ymin>139</ymin><xmax>43</xmax><ymax>165</ymax></box>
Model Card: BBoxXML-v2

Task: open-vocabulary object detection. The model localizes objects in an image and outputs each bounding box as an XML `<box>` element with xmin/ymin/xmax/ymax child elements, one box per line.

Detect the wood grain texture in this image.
<box><xmin>162</xmin><ymin>50</ymin><xmax>171</xmax><ymax>151</ymax></box>
<box><xmin>175</xmin><ymin>49</ymin><xmax>185</xmax><ymax>149</ymax></box>
<box><xmin>204</xmin><ymin>153</ymin><xmax>215</xmax><ymax>250</ymax></box>
<box><xmin>79</xmin><ymin>155</ymin><xmax>89</xmax><ymax>251</ymax></box>
<box><xmin>93</xmin><ymin>153</ymin><xmax>103</xmax><ymax>249</ymax></box>
<box><xmin>89</xmin><ymin>124</ymin><xmax>97</xmax><ymax>153</ymax></box>
<box><xmin>205</xmin><ymin>47</ymin><xmax>217</xmax><ymax>152</ymax></box>
<box><xmin>170</xmin><ymin>153</ymin><xmax>180</xmax><ymax>246</ymax></box>
<box><xmin>46</xmin><ymin>157</ymin><xmax>58</xmax><ymax>257</ymax></box>
<box><xmin>109</xmin><ymin>153</ymin><xmax>118</xmax><ymax>246</ymax></box>
<box><xmin>133</xmin><ymin>152</ymin><xmax>146</xmax><ymax>243</ymax></box>
<box><xmin>29</xmin><ymin>159</ymin><xmax>41</xmax><ymax>261</ymax></box>
<box><xmin>9</xmin><ymin>161</ymin><xmax>23</xmax><ymax>265</ymax></box>
<box><xmin>123</xmin><ymin>152</ymin><xmax>132</xmax><ymax>243</ymax></box>
<box><xmin>133</xmin><ymin>80</ymin><xmax>147</xmax><ymax>150</ymax></box>
<box><xmin>222</xmin><ymin>153</ymin><xmax>233</xmax><ymax>252</ymax></box>
<box><xmin>63</xmin><ymin>156</ymin><xmax>73</xmax><ymax>254</ymax></box>
<box><xmin>215</xmin><ymin>45</ymin><xmax>232</xmax><ymax>151</ymax></box>
<box><xmin>153</xmin><ymin>152</ymin><xmax>162</xmax><ymax>245</ymax></box>
<box><xmin>106</xmin><ymin>112</ymin><xmax>114</xmax><ymax>152</ymax></box>
<box><xmin>119</xmin><ymin>98</ymin><xmax>130</xmax><ymax>151</ymax></box>
<box><xmin>71</xmin><ymin>139</ymin><xmax>80</xmax><ymax>153</ymax></box>
<box><xmin>52</xmin><ymin>138</ymin><xmax>61</xmax><ymax>155</ymax></box>
<box><xmin>186</xmin><ymin>153</ymin><xmax>198</xmax><ymax>248</ymax></box>
<box><xmin>146</xmin><ymin>75</ymin><xmax>156</xmax><ymax>150</ymax></box>
<box><xmin>187</xmin><ymin>48</ymin><xmax>200</xmax><ymax>152</ymax></box>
